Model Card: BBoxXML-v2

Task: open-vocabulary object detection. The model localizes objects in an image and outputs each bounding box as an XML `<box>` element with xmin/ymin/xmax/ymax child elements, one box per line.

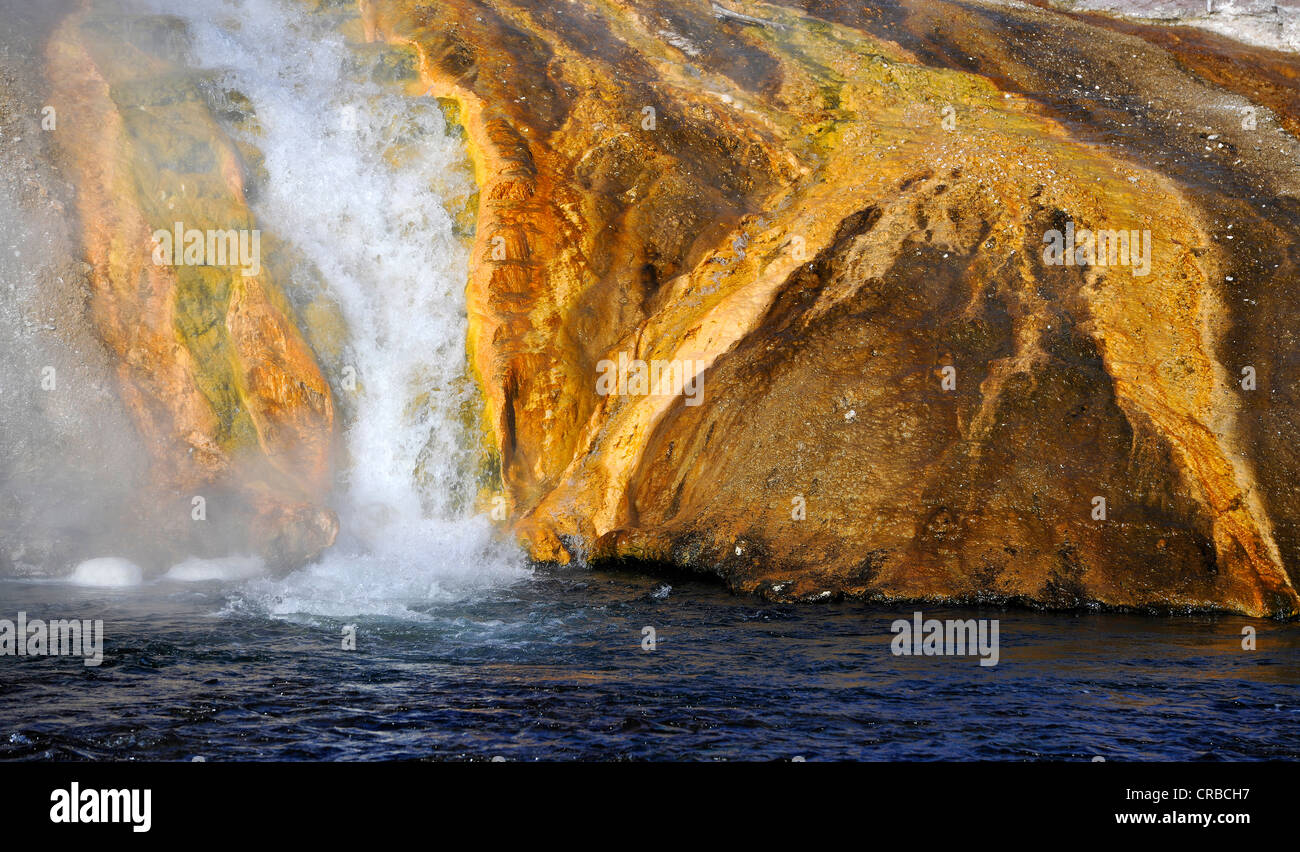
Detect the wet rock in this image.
<box><xmin>44</xmin><ymin>5</ymin><xmax>336</xmax><ymax>567</ymax></box>
<box><xmin>366</xmin><ymin>0</ymin><xmax>1300</xmax><ymax>616</ymax></box>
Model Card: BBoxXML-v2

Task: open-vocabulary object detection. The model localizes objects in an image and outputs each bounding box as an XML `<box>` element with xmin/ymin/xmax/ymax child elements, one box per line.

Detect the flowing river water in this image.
<box><xmin>2</xmin><ymin>574</ymin><xmax>1299</xmax><ymax>760</ymax></box>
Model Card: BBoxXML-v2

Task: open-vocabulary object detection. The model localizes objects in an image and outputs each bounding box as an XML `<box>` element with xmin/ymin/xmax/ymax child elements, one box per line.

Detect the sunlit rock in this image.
<box><xmin>29</xmin><ymin>0</ymin><xmax>1300</xmax><ymax>615</ymax></box>
<box><xmin>363</xmin><ymin>0</ymin><xmax>1300</xmax><ymax>616</ymax></box>
<box><xmin>44</xmin><ymin>6</ymin><xmax>337</xmax><ymax>570</ymax></box>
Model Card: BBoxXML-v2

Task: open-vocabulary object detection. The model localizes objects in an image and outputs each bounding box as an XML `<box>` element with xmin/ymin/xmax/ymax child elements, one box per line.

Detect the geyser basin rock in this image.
<box><xmin>29</xmin><ymin>0</ymin><xmax>1300</xmax><ymax>616</ymax></box>
<box><xmin>360</xmin><ymin>0</ymin><xmax>1300</xmax><ymax>616</ymax></box>
<box><xmin>43</xmin><ymin>5</ymin><xmax>338</xmax><ymax>570</ymax></box>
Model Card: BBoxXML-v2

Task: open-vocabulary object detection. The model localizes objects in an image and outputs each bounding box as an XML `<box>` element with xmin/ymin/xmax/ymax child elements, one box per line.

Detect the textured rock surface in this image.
<box><xmin>21</xmin><ymin>0</ymin><xmax>1300</xmax><ymax>614</ymax></box>
<box><xmin>44</xmin><ymin>5</ymin><xmax>338</xmax><ymax>568</ymax></box>
<box><xmin>361</xmin><ymin>0</ymin><xmax>1300</xmax><ymax>615</ymax></box>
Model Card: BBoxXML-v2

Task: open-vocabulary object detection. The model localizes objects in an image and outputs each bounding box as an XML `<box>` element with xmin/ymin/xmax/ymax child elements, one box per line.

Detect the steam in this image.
<box><xmin>0</xmin><ymin>116</ymin><xmax>148</xmax><ymax>575</ymax></box>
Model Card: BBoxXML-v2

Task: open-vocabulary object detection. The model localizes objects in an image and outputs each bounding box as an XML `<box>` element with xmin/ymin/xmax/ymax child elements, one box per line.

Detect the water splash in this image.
<box><xmin>161</xmin><ymin>0</ymin><xmax>528</xmax><ymax>616</ymax></box>
<box><xmin>166</xmin><ymin>556</ymin><xmax>264</xmax><ymax>582</ymax></box>
<box><xmin>69</xmin><ymin>558</ymin><xmax>144</xmax><ymax>588</ymax></box>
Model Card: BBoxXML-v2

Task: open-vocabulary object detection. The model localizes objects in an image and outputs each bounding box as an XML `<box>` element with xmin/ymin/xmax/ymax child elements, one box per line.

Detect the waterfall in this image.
<box><xmin>160</xmin><ymin>0</ymin><xmax>528</xmax><ymax>616</ymax></box>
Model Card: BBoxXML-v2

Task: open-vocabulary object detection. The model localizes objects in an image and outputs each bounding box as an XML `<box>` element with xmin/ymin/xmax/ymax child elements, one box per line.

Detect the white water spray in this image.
<box><xmin>159</xmin><ymin>0</ymin><xmax>528</xmax><ymax>615</ymax></box>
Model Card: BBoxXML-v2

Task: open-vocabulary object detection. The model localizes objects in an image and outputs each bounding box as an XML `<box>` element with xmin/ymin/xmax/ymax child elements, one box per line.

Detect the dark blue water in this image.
<box><xmin>1</xmin><ymin>570</ymin><xmax>1297</xmax><ymax>761</ymax></box>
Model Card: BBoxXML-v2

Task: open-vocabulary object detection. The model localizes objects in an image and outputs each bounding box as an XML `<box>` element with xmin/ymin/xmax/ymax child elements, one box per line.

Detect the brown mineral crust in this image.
<box><xmin>363</xmin><ymin>0</ymin><xmax>802</xmax><ymax>513</ymax></box>
<box><xmin>44</xmin><ymin>14</ymin><xmax>222</xmax><ymax>489</ymax></box>
<box><xmin>1024</xmin><ymin>0</ymin><xmax>1300</xmax><ymax>140</ymax></box>
<box><xmin>37</xmin><ymin>0</ymin><xmax>1300</xmax><ymax>613</ymax></box>
<box><xmin>361</xmin><ymin>0</ymin><xmax>1300</xmax><ymax>616</ymax></box>
<box><xmin>45</xmin><ymin>5</ymin><xmax>337</xmax><ymax>568</ymax></box>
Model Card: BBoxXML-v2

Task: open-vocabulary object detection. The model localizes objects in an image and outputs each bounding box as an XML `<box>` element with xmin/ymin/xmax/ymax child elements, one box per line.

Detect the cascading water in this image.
<box><xmin>153</xmin><ymin>0</ymin><xmax>528</xmax><ymax>616</ymax></box>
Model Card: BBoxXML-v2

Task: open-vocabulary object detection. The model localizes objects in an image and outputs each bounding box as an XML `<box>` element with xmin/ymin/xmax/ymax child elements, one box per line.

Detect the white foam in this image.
<box><xmin>234</xmin><ymin>516</ymin><xmax>522</xmax><ymax>618</ymax></box>
<box><xmin>166</xmin><ymin>556</ymin><xmax>266</xmax><ymax>582</ymax></box>
<box><xmin>162</xmin><ymin>0</ymin><xmax>529</xmax><ymax>616</ymax></box>
<box><xmin>68</xmin><ymin>557</ymin><xmax>144</xmax><ymax>587</ymax></box>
